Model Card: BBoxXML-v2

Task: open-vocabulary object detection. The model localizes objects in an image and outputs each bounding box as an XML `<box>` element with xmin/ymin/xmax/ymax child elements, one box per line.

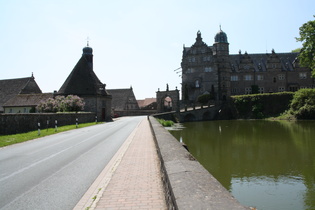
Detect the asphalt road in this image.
<box><xmin>0</xmin><ymin>116</ymin><xmax>144</xmax><ymax>210</ymax></box>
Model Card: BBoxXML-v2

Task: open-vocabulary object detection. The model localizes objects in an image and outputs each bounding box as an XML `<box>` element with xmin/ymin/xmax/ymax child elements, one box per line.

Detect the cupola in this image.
<box><xmin>214</xmin><ymin>26</ymin><xmax>228</xmax><ymax>43</ymax></box>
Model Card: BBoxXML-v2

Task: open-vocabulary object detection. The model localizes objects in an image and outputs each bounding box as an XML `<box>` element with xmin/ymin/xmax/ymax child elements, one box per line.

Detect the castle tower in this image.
<box><xmin>213</xmin><ymin>27</ymin><xmax>231</xmax><ymax>100</ymax></box>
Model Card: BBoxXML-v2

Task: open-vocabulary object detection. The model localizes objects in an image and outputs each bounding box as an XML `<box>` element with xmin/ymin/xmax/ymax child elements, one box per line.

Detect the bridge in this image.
<box><xmin>153</xmin><ymin>103</ymin><xmax>222</xmax><ymax>122</ymax></box>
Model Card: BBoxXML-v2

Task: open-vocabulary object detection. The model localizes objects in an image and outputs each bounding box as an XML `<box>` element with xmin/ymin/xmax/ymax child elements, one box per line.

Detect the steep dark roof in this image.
<box><xmin>58</xmin><ymin>55</ymin><xmax>109</xmax><ymax>96</ymax></box>
<box><xmin>229</xmin><ymin>52</ymin><xmax>300</xmax><ymax>72</ymax></box>
<box><xmin>107</xmin><ymin>88</ymin><xmax>139</xmax><ymax>110</ymax></box>
<box><xmin>3</xmin><ymin>93</ymin><xmax>53</xmax><ymax>107</ymax></box>
<box><xmin>0</xmin><ymin>76</ymin><xmax>42</xmax><ymax>112</ymax></box>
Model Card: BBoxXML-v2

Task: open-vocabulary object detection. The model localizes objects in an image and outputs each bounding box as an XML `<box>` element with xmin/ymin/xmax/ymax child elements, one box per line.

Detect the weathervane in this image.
<box><xmin>86</xmin><ymin>36</ymin><xmax>90</xmax><ymax>46</ymax></box>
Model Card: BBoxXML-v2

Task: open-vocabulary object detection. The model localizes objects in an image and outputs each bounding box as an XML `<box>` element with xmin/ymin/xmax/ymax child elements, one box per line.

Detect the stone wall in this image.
<box><xmin>149</xmin><ymin>116</ymin><xmax>249</xmax><ymax>210</ymax></box>
<box><xmin>0</xmin><ymin>113</ymin><xmax>96</xmax><ymax>135</ymax></box>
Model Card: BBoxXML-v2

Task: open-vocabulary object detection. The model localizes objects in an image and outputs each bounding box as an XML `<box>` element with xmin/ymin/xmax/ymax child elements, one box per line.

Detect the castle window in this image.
<box><xmin>245</xmin><ymin>87</ymin><xmax>252</xmax><ymax>94</ymax></box>
<box><xmin>257</xmin><ymin>75</ymin><xmax>264</xmax><ymax>81</ymax></box>
<box><xmin>278</xmin><ymin>74</ymin><xmax>285</xmax><ymax>80</ymax></box>
<box><xmin>244</xmin><ymin>75</ymin><xmax>253</xmax><ymax>81</ymax></box>
<box><xmin>278</xmin><ymin>87</ymin><xmax>285</xmax><ymax>92</ymax></box>
<box><xmin>188</xmin><ymin>57</ymin><xmax>195</xmax><ymax>62</ymax></box>
<box><xmin>195</xmin><ymin>80</ymin><xmax>200</xmax><ymax>88</ymax></box>
<box><xmin>203</xmin><ymin>56</ymin><xmax>211</xmax><ymax>61</ymax></box>
<box><xmin>232</xmin><ymin>88</ymin><xmax>238</xmax><ymax>94</ymax></box>
<box><xmin>231</xmin><ymin>75</ymin><xmax>239</xmax><ymax>81</ymax></box>
<box><xmin>186</xmin><ymin>68</ymin><xmax>193</xmax><ymax>73</ymax></box>
<box><xmin>205</xmin><ymin>67</ymin><xmax>213</xmax><ymax>72</ymax></box>
<box><xmin>299</xmin><ymin>72</ymin><xmax>307</xmax><ymax>79</ymax></box>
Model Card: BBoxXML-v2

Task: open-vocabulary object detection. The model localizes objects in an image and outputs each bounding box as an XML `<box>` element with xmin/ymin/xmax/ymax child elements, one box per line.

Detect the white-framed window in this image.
<box><xmin>299</xmin><ymin>72</ymin><xmax>307</xmax><ymax>79</ymax></box>
<box><xmin>231</xmin><ymin>75</ymin><xmax>239</xmax><ymax>81</ymax></box>
<box><xmin>205</xmin><ymin>67</ymin><xmax>212</xmax><ymax>72</ymax></box>
<box><xmin>257</xmin><ymin>75</ymin><xmax>264</xmax><ymax>81</ymax></box>
<box><xmin>244</xmin><ymin>75</ymin><xmax>253</xmax><ymax>81</ymax></box>
<box><xmin>259</xmin><ymin>87</ymin><xmax>264</xmax><ymax>94</ymax></box>
<box><xmin>203</xmin><ymin>56</ymin><xmax>211</xmax><ymax>61</ymax></box>
<box><xmin>278</xmin><ymin>87</ymin><xmax>285</xmax><ymax>92</ymax></box>
<box><xmin>188</xmin><ymin>57</ymin><xmax>196</xmax><ymax>62</ymax></box>
<box><xmin>195</xmin><ymin>80</ymin><xmax>200</xmax><ymax>88</ymax></box>
<box><xmin>186</xmin><ymin>68</ymin><xmax>194</xmax><ymax>73</ymax></box>
<box><xmin>245</xmin><ymin>87</ymin><xmax>252</xmax><ymax>94</ymax></box>
<box><xmin>278</xmin><ymin>74</ymin><xmax>285</xmax><ymax>80</ymax></box>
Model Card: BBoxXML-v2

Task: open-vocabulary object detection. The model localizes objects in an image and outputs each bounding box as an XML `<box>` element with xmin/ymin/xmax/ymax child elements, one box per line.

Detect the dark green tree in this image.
<box><xmin>290</xmin><ymin>88</ymin><xmax>315</xmax><ymax>119</ymax></box>
<box><xmin>296</xmin><ymin>16</ymin><xmax>315</xmax><ymax>77</ymax></box>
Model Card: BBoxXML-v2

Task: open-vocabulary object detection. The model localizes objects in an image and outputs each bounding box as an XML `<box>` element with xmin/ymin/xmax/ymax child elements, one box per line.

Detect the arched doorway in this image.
<box><xmin>163</xmin><ymin>96</ymin><xmax>173</xmax><ymax>112</ymax></box>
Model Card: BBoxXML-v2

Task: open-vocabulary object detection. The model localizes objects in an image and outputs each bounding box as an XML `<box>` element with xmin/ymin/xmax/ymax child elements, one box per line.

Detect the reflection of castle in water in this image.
<box><xmin>169</xmin><ymin>120</ymin><xmax>315</xmax><ymax>209</ymax></box>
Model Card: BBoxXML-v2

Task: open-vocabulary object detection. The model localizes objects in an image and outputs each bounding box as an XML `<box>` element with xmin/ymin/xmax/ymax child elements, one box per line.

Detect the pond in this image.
<box><xmin>169</xmin><ymin>120</ymin><xmax>315</xmax><ymax>210</ymax></box>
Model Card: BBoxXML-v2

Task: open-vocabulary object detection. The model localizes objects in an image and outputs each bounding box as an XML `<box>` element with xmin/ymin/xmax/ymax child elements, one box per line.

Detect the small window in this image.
<box><xmin>278</xmin><ymin>74</ymin><xmax>285</xmax><ymax>80</ymax></box>
<box><xmin>231</xmin><ymin>75</ymin><xmax>238</xmax><ymax>81</ymax></box>
<box><xmin>195</xmin><ymin>80</ymin><xmax>200</xmax><ymax>88</ymax></box>
<box><xmin>244</xmin><ymin>75</ymin><xmax>253</xmax><ymax>81</ymax></box>
<box><xmin>278</xmin><ymin>87</ymin><xmax>285</xmax><ymax>92</ymax></box>
<box><xmin>299</xmin><ymin>72</ymin><xmax>307</xmax><ymax>79</ymax></box>
<box><xmin>186</xmin><ymin>68</ymin><xmax>193</xmax><ymax>73</ymax></box>
<box><xmin>245</xmin><ymin>87</ymin><xmax>252</xmax><ymax>94</ymax></box>
<box><xmin>205</xmin><ymin>67</ymin><xmax>212</xmax><ymax>72</ymax></box>
<box><xmin>259</xmin><ymin>87</ymin><xmax>264</xmax><ymax>94</ymax></box>
<box><xmin>257</xmin><ymin>75</ymin><xmax>264</xmax><ymax>81</ymax></box>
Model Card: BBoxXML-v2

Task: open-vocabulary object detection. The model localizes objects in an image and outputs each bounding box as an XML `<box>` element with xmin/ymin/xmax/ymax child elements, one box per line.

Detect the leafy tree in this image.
<box><xmin>292</xmin><ymin>48</ymin><xmax>301</xmax><ymax>53</ymax></box>
<box><xmin>296</xmin><ymin>16</ymin><xmax>315</xmax><ymax>77</ymax></box>
<box><xmin>290</xmin><ymin>88</ymin><xmax>315</xmax><ymax>119</ymax></box>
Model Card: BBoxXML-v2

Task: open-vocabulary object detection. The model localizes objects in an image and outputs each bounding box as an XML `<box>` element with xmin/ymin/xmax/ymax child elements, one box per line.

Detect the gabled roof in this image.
<box><xmin>58</xmin><ymin>55</ymin><xmax>109</xmax><ymax>96</ymax></box>
<box><xmin>229</xmin><ymin>52</ymin><xmax>299</xmax><ymax>72</ymax></box>
<box><xmin>107</xmin><ymin>88</ymin><xmax>139</xmax><ymax>110</ymax></box>
<box><xmin>3</xmin><ymin>93</ymin><xmax>53</xmax><ymax>107</ymax></box>
<box><xmin>137</xmin><ymin>98</ymin><xmax>156</xmax><ymax>108</ymax></box>
<box><xmin>0</xmin><ymin>76</ymin><xmax>42</xmax><ymax>112</ymax></box>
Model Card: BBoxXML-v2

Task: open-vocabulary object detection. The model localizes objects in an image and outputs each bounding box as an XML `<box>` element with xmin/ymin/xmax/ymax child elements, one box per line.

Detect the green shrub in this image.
<box><xmin>290</xmin><ymin>89</ymin><xmax>315</xmax><ymax>119</ymax></box>
<box><xmin>156</xmin><ymin>118</ymin><xmax>174</xmax><ymax>127</ymax></box>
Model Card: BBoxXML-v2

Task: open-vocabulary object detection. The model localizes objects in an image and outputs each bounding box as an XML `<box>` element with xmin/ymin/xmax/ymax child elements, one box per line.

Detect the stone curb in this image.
<box><xmin>148</xmin><ymin>116</ymin><xmax>251</xmax><ymax>210</ymax></box>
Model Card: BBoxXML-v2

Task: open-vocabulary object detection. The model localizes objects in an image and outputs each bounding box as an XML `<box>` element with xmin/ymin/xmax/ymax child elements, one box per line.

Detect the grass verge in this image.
<box><xmin>0</xmin><ymin>122</ymin><xmax>102</xmax><ymax>148</ymax></box>
<box><xmin>156</xmin><ymin>118</ymin><xmax>174</xmax><ymax>127</ymax></box>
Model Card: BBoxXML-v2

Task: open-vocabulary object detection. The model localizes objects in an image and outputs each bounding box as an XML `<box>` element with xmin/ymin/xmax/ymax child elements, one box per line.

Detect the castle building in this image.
<box><xmin>181</xmin><ymin>29</ymin><xmax>314</xmax><ymax>102</ymax></box>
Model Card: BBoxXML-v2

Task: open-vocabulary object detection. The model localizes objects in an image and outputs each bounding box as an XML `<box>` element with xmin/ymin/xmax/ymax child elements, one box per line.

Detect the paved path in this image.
<box><xmin>75</xmin><ymin>118</ymin><xmax>166</xmax><ymax>210</ymax></box>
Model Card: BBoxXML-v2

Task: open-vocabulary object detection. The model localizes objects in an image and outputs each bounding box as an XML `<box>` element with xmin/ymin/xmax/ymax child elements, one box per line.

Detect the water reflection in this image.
<box><xmin>169</xmin><ymin>120</ymin><xmax>315</xmax><ymax>210</ymax></box>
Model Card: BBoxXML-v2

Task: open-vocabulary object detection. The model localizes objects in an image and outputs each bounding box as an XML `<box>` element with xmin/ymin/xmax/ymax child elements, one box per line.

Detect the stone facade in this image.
<box><xmin>181</xmin><ymin>29</ymin><xmax>314</xmax><ymax>102</ymax></box>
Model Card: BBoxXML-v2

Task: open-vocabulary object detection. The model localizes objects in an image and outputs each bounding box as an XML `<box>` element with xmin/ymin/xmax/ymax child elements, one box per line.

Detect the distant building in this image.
<box><xmin>181</xmin><ymin>29</ymin><xmax>314</xmax><ymax>102</ymax></box>
<box><xmin>137</xmin><ymin>98</ymin><xmax>157</xmax><ymax>110</ymax></box>
<box><xmin>107</xmin><ymin>87</ymin><xmax>139</xmax><ymax>111</ymax></box>
<box><xmin>56</xmin><ymin>43</ymin><xmax>112</xmax><ymax>121</ymax></box>
<box><xmin>0</xmin><ymin>75</ymin><xmax>43</xmax><ymax>113</ymax></box>
<box><xmin>3</xmin><ymin>93</ymin><xmax>53</xmax><ymax>113</ymax></box>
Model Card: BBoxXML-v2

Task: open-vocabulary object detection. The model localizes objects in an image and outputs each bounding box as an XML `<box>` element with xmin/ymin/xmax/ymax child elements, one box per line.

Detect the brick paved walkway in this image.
<box><xmin>93</xmin><ymin>118</ymin><xmax>166</xmax><ymax>210</ymax></box>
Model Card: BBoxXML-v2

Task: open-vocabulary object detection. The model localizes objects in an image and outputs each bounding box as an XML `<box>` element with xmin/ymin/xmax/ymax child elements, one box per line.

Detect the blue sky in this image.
<box><xmin>1</xmin><ymin>0</ymin><xmax>314</xmax><ymax>99</ymax></box>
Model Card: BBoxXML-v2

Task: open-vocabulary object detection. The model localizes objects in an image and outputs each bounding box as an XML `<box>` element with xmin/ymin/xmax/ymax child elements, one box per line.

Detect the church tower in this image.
<box><xmin>213</xmin><ymin>27</ymin><xmax>231</xmax><ymax>100</ymax></box>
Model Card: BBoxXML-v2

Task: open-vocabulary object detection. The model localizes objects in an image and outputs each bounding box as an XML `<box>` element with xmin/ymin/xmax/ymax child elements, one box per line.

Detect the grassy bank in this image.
<box><xmin>0</xmin><ymin>122</ymin><xmax>101</xmax><ymax>147</ymax></box>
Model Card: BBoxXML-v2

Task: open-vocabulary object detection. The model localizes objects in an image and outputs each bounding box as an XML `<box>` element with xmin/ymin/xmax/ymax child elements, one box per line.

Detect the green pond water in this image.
<box><xmin>168</xmin><ymin>120</ymin><xmax>315</xmax><ymax>210</ymax></box>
